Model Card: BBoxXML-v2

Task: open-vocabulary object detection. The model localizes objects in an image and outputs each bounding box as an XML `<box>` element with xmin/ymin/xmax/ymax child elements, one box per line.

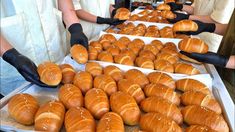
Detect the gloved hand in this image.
<box><xmin>167</xmin><ymin>2</ymin><xmax>183</xmax><ymax>11</ymax></box>
<box><xmin>97</xmin><ymin>16</ymin><xmax>125</xmax><ymax>25</ymax></box>
<box><xmin>2</xmin><ymin>48</ymin><xmax>55</xmax><ymax>87</ymax></box>
<box><xmin>180</xmin><ymin>51</ymin><xmax>229</xmax><ymax>67</ymax></box>
<box><xmin>168</xmin><ymin>12</ymin><xmax>190</xmax><ymax>23</ymax></box>
<box><xmin>111</xmin><ymin>8</ymin><xmax>118</xmax><ymax>18</ymax></box>
<box><xmin>68</xmin><ymin>23</ymin><xmax>88</xmax><ymax>49</ymax></box>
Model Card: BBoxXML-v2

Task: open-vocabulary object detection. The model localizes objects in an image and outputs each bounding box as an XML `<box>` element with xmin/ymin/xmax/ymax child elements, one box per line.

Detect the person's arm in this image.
<box><xmin>226</xmin><ymin>56</ymin><xmax>235</xmax><ymax>69</ymax></box>
<box><xmin>214</xmin><ymin>23</ymin><xmax>228</xmax><ymax>35</ymax></box>
<box><xmin>167</xmin><ymin>2</ymin><xmax>194</xmax><ymax>14</ymax></box>
<box><xmin>182</xmin><ymin>5</ymin><xmax>194</xmax><ymax>14</ymax></box>
<box><xmin>189</xmin><ymin>15</ymin><xmax>217</xmax><ymax>24</ymax></box>
<box><xmin>0</xmin><ymin>35</ymin><xmax>13</xmax><ymax>56</ymax></box>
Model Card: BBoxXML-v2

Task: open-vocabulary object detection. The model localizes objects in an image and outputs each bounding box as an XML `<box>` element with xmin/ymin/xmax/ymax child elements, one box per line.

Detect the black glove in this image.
<box><xmin>168</xmin><ymin>12</ymin><xmax>190</xmax><ymax>23</ymax></box>
<box><xmin>97</xmin><ymin>16</ymin><xmax>125</xmax><ymax>25</ymax></box>
<box><xmin>2</xmin><ymin>48</ymin><xmax>55</xmax><ymax>87</ymax></box>
<box><xmin>180</xmin><ymin>51</ymin><xmax>229</xmax><ymax>67</ymax></box>
<box><xmin>68</xmin><ymin>23</ymin><xmax>88</xmax><ymax>49</ymax></box>
<box><xmin>167</xmin><ymin>2</ymin><xmax>183</xmax><ymax>11</ymax></box>
<box><xmin>111</xmin><ymin>8</ymin><xmax>118</xmax><ymax>18</ymax></box>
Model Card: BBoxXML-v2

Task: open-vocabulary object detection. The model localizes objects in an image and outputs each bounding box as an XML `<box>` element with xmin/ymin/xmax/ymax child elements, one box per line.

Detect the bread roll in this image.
<box><xmin>58</xmin><ymin>84</ymin><xmax>83</xmax><ymax>109</ymax></box>
<box><xmin>70</xmin><ymin>45</ymin><xmax>88</xmax><ymax>64</ymax></box>
<box><xmin>65</xmin><ymin>107</ymin><xmax>96</xmax><ymax>132</ymax></box>
<box><xmin>110</xmin><ymin>91</ymin><xmax>141</xmax><ymax>125</ymax></box>
<box><xmin>85</xmin><ymin>62</ymin><xmax>103</xmax><ymax>77</ymax></box>
<box><xmin>8</xmin><ymin>94</ymin><xmax>39</xmax><ymax>125</ymax></box>
<box><xmin>151</xmin><ymin>40</ymin><xmax>164</xmax><ymax>50</ymax></box>
<box><xmin>149</xmin><ymin>10</ymin><xmax>162</xmax><ymax>17</ymax></box>
<box><xmin>174</xmin><ymin>34</ymin><xmax>190</xmax><ymax>39</ymax></box>
<box><xmin>147</xmin><ymin>72</ymin><xmax>175</xmax><ymax>89</ymax></box>
<box><xmin>37</xmin><ymin>62</ymin><xmax>62</xmax><ymax>86</ymax></box>
<box><xmin>161</xmin><ymin>10</ymin><xmax>176</xmax><ymax>19</ymax></box>
<box><xmin>157</xmin><ymin>52</ymin><xmax>179</xmax><ymax>64</ymax></box>
<box><xmin>97</xmin><ymin>112</ymin><xmax>125</xmax><ymax>132</ymax></box>
<box><xmin>128</xmin><ymin>39</ymin><xmax>145</xmax><ymax>55</ymax></box>
<box><xmin>148</xmin><ymin>16</ymin><xmax>159</xmax><ymax>22</ymax></box>
<box><xmin>118</xmin><ymin>36</ymin><xmax>131</xmax><ymax>45</ymax></box>
<box><xmin>139</xmin><ymin>50</ymin><xmax>155</xmax><ymax>61</ymax></box>
<box><xmin>144</xmin><ymin>83</ymin><xmax>180</xmax><ymax>105</ymax></box>
<box><xmin>157</xmin><ymin>3</ymin><xmax>171</xmax><ymax>11</ymax></box>
<box><xmin>118</xmin><ymin>79</ymin><xmax>145</xmax><ymax>104</ymax></box>
<box><xmin>179</xmin><ymin>53</ymin><xmax>202</xmax><ymax>64</ymax></box>
<box><xmin>116</xmin><ymin>23</ymin><xmax>126</xmax><ymax>29</ymax></box>
<box><xmin>182</xmin><ymin>105</ymin><xmax>229</xmax><ymax>132</ymax></box>
<box><xmin>144</xmin><ymin>30</ymin><xmax>160</xmax><ymax>37</ymax></box>
<box><xmin>35</xmin><ymin>101</ymin><xmax>65</xmax><ymax>131</ymax></box>
<box><xmin>106</xmin><ymin>28</ymin><xmax>116</xmax><ymax>33</ymax></box>
<box><xmin>60</xmin><ymin>64</ymin><xmax>76</xmax><ymax>84</ymax></box>
<box><xmin>85</xmin><ymin>88</ymin><xmax>109</xmax><ymax>119</ymax></box>
<box><xmin>154</xmin><ymin>59</ymin><xmax>174</xmax><ymax>73</ymax></box>
<box><xmin>181</xmin><ymin>91</ymin><xmax>222</xmax><ymax>114</ymax></box>
<box><xmin>103</xmin><ymin>65</ymin><xmax>123</xmax><ymax>82</ymax></box>
<box><xmin>173</xmin><ymin>20</ymin><xmax>198</xmax><ymax>32</ymax></box>
<box><xmin>124</xmin><ymin>69</ymin><xmax>149</xmax><ymax>88</ymax></box>
<box><xmin>185</xmin><ymin>125</ymin><xmax>217</xmax><ymax>132</ymax></box>
<box><xmin>88</xmin><ymin>46</ymin><xmax>98</xmax><ymax>60</ymax></box>
<box><xmin>138</xmin><ymin>15</ymin><xmax>150</xmax><ymax>22</ymax></box>
<box><xmin>140</xmin><ymin>97</ymin><xmax>183</xmax><ymax>124</ymax></box>
<box><xmin>135</xmin><ymin>57</ymin><xmax>154</xmax><ymax>70</ymax></box>
<box><xmin>129</xmin><ymin>14</ymin><xmax>140</xmax><ymax>21</ymax></box>
<box><xmin>114</xmin><ymin>8</ymin><xmax>131</xmax><ymax>20</ymax></box>
<box><xmin>98</xmin><ymin>51</ymin><xmax>114</xmax><ymax>63</ymax></box>
<box><xmin>163</xmin><ymin>42</ymin><xmax>178</xmax><ymax>51</ymax></box>
<box><xmin>132</xmin><ymin>38</ymin><xmax>145</xmax><ymax>49</ymax></box>
<box><xmin>140</xmin><ymin>112</ymin><xmax>183</xmax><ymax>132</ymax></box>
<box><xmin>106</xmin><ymin>45</ymin><xmax>120</xmax><ymax>56</ymax></box>
<box><xmin>143</xmin><ymin>44</ymin><xmax>160</xmax><ymax>55</ymax></box>
<box><xmin>120</xmin><ymin>49</ymin><xmax>136</xmax><ymax>61</ymax></box>
<box><xmin>113</xmin><ymin>41</ymin><xmax>126</xmax><ymax>50</ymax></box>
<box><xmin>73</xmin><ymin>71</ymin><xmax>93</xmax><ymax>94</ymax></box>
<box><xmin>178</xmin><ymin>38</ymin><xmax>209</xmax><ymax>53</ymax></box>
<box><xmin>160</xmin><ymin>48</ymin><xmax>179</xmax><ymax>57</ymax></box>
<box><xmin>138</xmin><ymin>9</ymin><xmax>149</xmax><ymax>16</ymax></box>
<box><xmin>99</xmin><ymin>34</ymin><xmax>117</xmax><ymax>43</ymax></box>
<box><xmin>176</xmin><ymin>78</ymin><xmax>210</xmax><ymax>94</ymax></box>
<box><xmin>114</xmin><ymin>54</ymin><xmax>134</xmax><ymax>66</ymax></box>
<box><xmin>90</xmin><ymin>41</ymin><xmax>103</xmax><ymax>52</ymax></box>
<box><xmin>174</xmin><ymin>63</ymin><xmax>200</xmax><ymax>75</ymax></box>
<box><xmin>94</xmin><ymin>74</ymin><xmax>117</xmax><ymax>96</ymax></box>
<box><xmin>100</xmin><ymin>41</ymin><xmax>112</xmax><ymax>50</ymax></box>
<box><xmin>160</xmin><ymin>26</ymin><xmax>174</xmax><ymax>38</ymax></box>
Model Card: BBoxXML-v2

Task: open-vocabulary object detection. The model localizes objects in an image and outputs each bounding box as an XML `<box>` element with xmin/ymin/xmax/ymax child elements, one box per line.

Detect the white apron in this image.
<box><xmin>0</xmin><ymin>0</ymin><xmax>69</xmax><ymax>95</ymax></box>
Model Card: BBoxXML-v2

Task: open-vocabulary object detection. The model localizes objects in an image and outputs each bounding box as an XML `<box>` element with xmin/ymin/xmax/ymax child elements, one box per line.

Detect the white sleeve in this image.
<box><xmin>72</xmin><ymin>0</ymin><xmax>82</xmax><ymax>10</ymax></box>
<box><xmin>110</xmin><ymin>0</ymin><xmax>115</xmax><ymax>5</ymax></box>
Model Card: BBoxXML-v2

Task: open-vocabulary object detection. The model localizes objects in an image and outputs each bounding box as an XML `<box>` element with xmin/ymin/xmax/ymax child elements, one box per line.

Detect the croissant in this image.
<box><xmin>98</xmin><ymin>51</ymin><xmax>114</xmax><ymax>63</ymax></box>
<box><xmin>90</xmin><ymin>41</ymin><xmax>103</xmax><ymax>52</ymax></box>
<box><xmin>124</xmin><ymin>69</ymin><xmax>149</xmax><ymax>88</ymax></box>
<box><xmin>157</xmin><ymin>3</ymin><xmax>171</xmax><ymax>11</ymax></box>
<box><xmin>85</xmin><ymin>62</ymin><xmax>103</xmax><ymax>77</ymax></box>
<box><xmin>70</xmin><ymin>45</ymin><xmax>88</xmax><ymax>64</ymax></box>
<box><xmin>103</xmin><ymin>65</ymin><xmax>123</xmax><ymax>82</ymax></box>
<box><xmin>154</xmin><ymin>59</ymin><xmax>174</xmax><ymax>73</ymax></box>
<box><xmin>157</xmin><ymin>52</ymin><xmax>179</xmax><ymax>64</ymax></box>
<box><xmin>185</xmin><ymin>125</ymin><xmax>217</xmax><ymax>132</ymax></box>
<box><xmin>173</xmin><ymin>20</ymin><xmax>198</xmax><ymax>32</ymax></box>
<box><xmin>73</xmin><ymin>71</ymin><xmax>93</xmax><ymax>94</ymax></box>
<box><xmin>161</xmin><ymin>10</ymin><xmax>176</xmax><ymax>19</ymax></box>
<box><xmin>94</xmin><ymin>74</ymin><xmax>117</xmax><ymax>96</ymax></box>
<box><xmin>139</xmin><ymin>50</ymin><xmax>155</xmax><ymax>61</ymax></box>
<box><xmin>135</xmin><ymin>57</ymin><xmax>154</xmax><ymax>70</ymax></box>
<box><xmin>182</xmin><ymin>105</ymin><xmax>229</xmax><ymax>132</ymax></box>
<box><xmin>60</xmin><ymin>64</ymin><xmax>76</xmax><ymax>84</ymax></box>
<box><xmin>174</xmin><ymin>63</ymin><xmax>200</xmax><ymax>75</ymax></box>
<box><xmin>178</xmin><ymin>38</ymin><xmax>209</xmax><ymax>53</ymax></box>
<box><xmin>114</xmin><ymin>8</ymin><xmax>131</xmax><ymax>20</ymax></box>
<box><xmin>88</xmin><ymin>46</ymin><xmax>98</xmax><ymax>60</ymax></box>
<box><xmin>147</xmin><ymin>72</ymin><xmax>175</xmax><ymax>89</ymax></box>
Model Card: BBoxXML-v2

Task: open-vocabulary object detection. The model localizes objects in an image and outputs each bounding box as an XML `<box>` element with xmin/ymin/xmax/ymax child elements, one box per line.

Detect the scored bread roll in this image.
<box><xmin>181</xmin><ymin>91</ymin><xmax>222</xmax><ymax>114</ymax></box>
<box><xmin>144</xmin><ymin>83</ymin><xmax>180</xmax><ymax>105</ymax></box>
<box><xmin>147</xmin><ymin>72</ymin><xmax>175</xmax><ymax>89</ymax></box>
<box><xmin>99</xmin><ymin>34</ymin><xmax>117</xmax><ymax>43</ymax></box>
<box><xmin>85</xmin><ymin>62</ymin><xmax>103</xmax><ymax>77</ymax></box>
<box><xmin>100</xmin><ymin>41</ymin><xmax>112</xmax><ymax>50</ymax></box>
<box><xmin>129</xmin><ymin>14</ymin><xmax>140</xmax><ymax>21</ymax></box>
<box><xmin>97</xmin><ymin>112</ymin><xmax>125</xmax><ymax>132</ymax></box>
<box><xmin>120</xmin><ymin>49</ymin><xmax>136</xmax><ymax>61</ymax></box>
<box><xmin>34</xmin><ymin>101</ymin><xmax>65</xmax><ymax>132</ymax></box>
<box><xmin>118</xmin><ymin>36</ymin><xmax>131</xmax><ymax>45</ymax></box>
<box><xmin>114</xmin><ymin>54</ymin><xmax>134</xmax><ymax>66</ymax></box>
<box><xmin>114</xmin><ymin>8</ymin><xmax>131</xmax><ymax>20</ymax></box>
<box><xmin>85</xmin><ymin>88</ymin><xmax>109</xmax><ymax>119</ymax></box>
<box><xmin>88</xmin><ymin>46</ymin><xmax>98</xmax><ymax>60</ymax></box>
<box><xmin>90</xmin><ymin>41</ymin><xmax>103</xmax><ymax>52</ymax></box>
<box><xmin>157</xmin><ymin>3</ymin><xmax>171</xmax><ymax>11</ymax></box>
<box><xmin>178</xmin><ymin>38</ymin><xmax>209</xmax><ymax>53</ymax></box>
<box><xmin>163</xmin><ymin>42</ymin><xmax>178</xmax><ymax>51</ymax></box>
<box><xmin>110</xmin><ymin>91</ymin><xmax>141</xmax><ymax>125</ymax></box>
<box><xmin>140</xmin><ymin>112</ymin><xmax>182</xmax><ymax>132</ymax></box>
<box><xmin>106</xmin><ymin>28</ymin><xmax>116</xmax><ymax>33</ymax></box>
<box><xmin>73</xmin><ymin>71</ymin><xmax>93</xmax><ymax>94</ymax></box>
<box><xmin>65</xmin><ymin>107</ymin><xmax>96</xmax><ymax>132</ymax></box>
<box><xmin>176</xmin><ymin>78</ymin><xmax>210</xmax><ymax>94</ymax></box>
<box><xmin>173</xmin><ymin>20</ymin><xmax>198</xmax><ymax>32</ymax></box>
<box><xmin>106</xmin><ymin>45</ymin><xmax>120</xmax><ymax>56</ymax></box>
<box><xmin>139</xmin><ymin>50</ymin><xmax>156</xmax><ymax>61</ymax></box>
<box><xmin>98</xmin><ymin>51</ymin><xmax>114</xmax><ymax>63</ymax></box>
<box><xmin>70</xmin><ymin>45</ymin><xmax>88</xmax><ymax>64</ymax></box>
<box><xmin>136</xmin><ymin>57</ymin><xmax>154</xmax><ymax>70</ymax></box>
<box><xmin>151</xmin><ymin>40</ymin><xmax>164</xmax><ymax>50</ymax></box>
<box><xmin>8</xmin><ymin>94</ymin><xmax>39</xmax><ymax>125</ymax></box>
<box><xmin>161</xmin><ymin>10</ymin><xmax>176</xmax><ymax>19</ymax></box>
<box><xmin>160</xmin><ymin>48</ymin><xmax>179</xmax><ymax>57</ymax></box>
<box><xmin>60</xmin><ymin>64</ymin><xmax>76</xmax><ymax>84</ymax></box>
<box><xmin>118</xmin><ymin>79</ymin><xmax>145</xmax><ymax>104</ymax></box>
<box><xmin>103</xmin><ymin>65</ymin><xmax>123</xmax><ymax>82</ymax></box>
<box><xmin>37</xmin><ymin>62</ymin><xmax>62</xmax><ymax>86</ymax></box>
<box><xmin>140</xmin><ymin>97</ymin><xmax>183</xmax><ymax>124</ymax></box>
<box><xmin>157</xmin><ymin>52</ymin><xmax>179</xmax><ymax>64</ymax></box>
<box><xmin>94</xmin><ymin>74</ymin><xmax>117</xmax><ymax>96</ymax></box>
<box><xmin>174</xmin><ymin>63</ymin><xmax>200</xmax><ymax>75</ymax></box>
<box><xmin>182</xmin><ymin>105</ymin><xmax>229</xmax><ymax>132</ymax></box>
<box><xmin>113</xmin><ymin>41</ymin><xmax>127</xmax><ymax>50</ymax></box>
<box><xmin>124</xmin><ymin>69</ymin><xmax>149</xmax><ymax>88</ymax></box>
<box><xmin>154</xmin><ymin>59</ymin><xmax>174</xmax><ymax>73</ymax></box>
<box><xmin>138</xmin><ymin>9</ymin><xmax>149</xmax><ymax>16</ymax></box>
<box><xmin>185</xmin><ymin>125</ymin><xmax>217</xmax><ymax>132</ymax></box>
<box><xmin>174</xmin><ymin>33</ymin><xmax>190</xmax><ymax>39</ymax></box>
<box><xmin>160</xmin><ymin>26</ymin><xmax>174</xmax><ymax>38</ymax></box>
<box><xmin>58</xmin><ymin>84</ymin><xmax>83</xmax><ymax>109</ymax></box>
<box><xmin>143</xmin><ymin>44</ymin><xmax>160</xmax><ymax>56</ymax></box>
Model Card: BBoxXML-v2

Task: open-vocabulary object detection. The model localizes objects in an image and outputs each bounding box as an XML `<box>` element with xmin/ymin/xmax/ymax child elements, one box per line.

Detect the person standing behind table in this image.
<box><xmin>73</xmin><ymin>0</ymin><xmax>126</xmax><ymax>40</ymax></box>
<box><xmin>166</xmin><ymin>0</ymin><xmax>234</xmax><ymax>52</ymax></box>
<box><xmin>0</xmin><ymin>0</ymin><xmax>88</xmax><ymax>96</ymax></box>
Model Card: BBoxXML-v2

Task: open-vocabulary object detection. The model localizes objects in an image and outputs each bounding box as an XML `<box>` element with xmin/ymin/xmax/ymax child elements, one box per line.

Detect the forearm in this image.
<box><xmin>0</xmin><ymin>35</ymin><xmax>13</xmax><ymax>56</ymax></box>
<box><xmin>214</xmin><ymin>24</ymin><xmax>228</xmax><ymax>36</ymax></box>
<box><xmin>76</xmin><ymin>9</ymin><xmax>97</xmax><ymax>23</ymax></box>
<box><xmin>189</xmin><ymin>15</ymin><xmax>217</xmax><ymax>23</ymax></box>
<box><xmin>110</xmin><ymin>4</ymin><xmax>115</xmax><ymax>15</ymax></box>
<box><xmin>182</xmin><ymin>5</ymin><xmax>194</xmax><ymax>14</ymax></box>
<box><xmin>225</xmin><ymin>56</ymin><xmax>235</xmax><ymax>69</ymax></box>
<box><xmin>58</xmin><ymin>0</ymin><xmax>80</xmax><ymax>28</ymax></box>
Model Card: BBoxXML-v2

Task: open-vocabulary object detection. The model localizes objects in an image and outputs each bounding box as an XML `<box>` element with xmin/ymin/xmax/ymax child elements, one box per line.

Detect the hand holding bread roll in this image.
<box><xmin>60</xmin><ymin>64</ymin><xmax>76</xmax><ymax>84</ymax></box>
<box><xmin>70</xmin><ymin>44</ymin><xmax>88</xmax><ymax>64</ymax></box>
<box><xmin>147</xmin><ymin>72</ymin><xmax>175</xmax><ymax>89</ymax></box>
<box><xmin>85</xmin><ymin>62</ymin><xmax>103</xmax><ymax>77</ymax></box>
<box><xmin>114</xmin><ymin>8</ymin><xmax>131</xmax><ymax>20</ymax></box>
<box><xmin>124</xmin><ymin>69</ymin><xmax>149</xmax><ymax>88</ymax></box>
<box><xmin>173</xmin><ymin>20</ymin><xmax>198</xmax><ymax>32</ymax></box>
<box><xmin>178</xmin><ymin>38</ymin><xmax>208</xmax><ymax>53</ymax></box>
<box><xmin>73</xmin><ymin>71</ymin><xmax>93</xmax><ymax>94</ymax></box>
<box><xmin>174</xmin><ymin>63</ymin><xmax>200</xmax><ymax>75</ymax></box>
<box><xmin>94</xmin><ymin>74</ymin><xmax>117</xmax><ymax>96</ymax></box>
<box><xmin>103</xmin><ymin>65</ymin><xmax>123</xmax><ymax>82</ymax></box>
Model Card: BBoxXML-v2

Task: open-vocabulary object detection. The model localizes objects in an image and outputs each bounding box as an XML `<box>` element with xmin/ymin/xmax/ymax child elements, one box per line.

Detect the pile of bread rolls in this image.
<box><xmin>8</xmin><ymin>62</ymin><xmax>228</xmax><ymax>132</ymax></box>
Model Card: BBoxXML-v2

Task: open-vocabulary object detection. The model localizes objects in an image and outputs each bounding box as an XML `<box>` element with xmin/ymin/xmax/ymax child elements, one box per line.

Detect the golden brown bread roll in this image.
<box><xmin>128</xmin><ymin>39</ymin><xmax>145</xmax><ymax>53</ymax></box>
<box><xmin>124</xmin><ymin>69</ymin><xmax>149</xmax><ymax>88</ymax></box>
<box><xmin>100</xmin><ymin>41</ymin><xmax>112</xmax><ymax>50</ymax></box>
<box><xmin>149</xmin><ymin>10</ymin><xmax>162</xmax><ymax>17</ymax></box>
<box><xmin>85</xmin><ymin>88</ymin><xmax>109</xmax><ymax>119</ymax></box>
<box><xmin>164</xmin><ymin>0</ymin><xmax>175</xmax><ymax>3</ymax></box>
<box><xmin>8</xmin><ymin>94</ymin><xmax>39</xmax><ymax>125</ymax></box>
<box><xmin>110</xmin><ymin>91</ymin><xmax>141</xmax><ymax>125</ymax></box>
<box><xmin>105</xmin><ymin>28</ymin><xmax>116</xmax><ymax>33</ymax></box>
<box><xmin>73</xmin><ymin>71</ymin><xmax>93</xmax><ymax>94</ymax></box>
<box><xmin>113</xmin><ymin>41</ymin><xmax>127</xmax><ymax>50</ymax></box>
<box><xmin>163</xmin><ymin>42</ymin><xmax>178</xmax><ymax>51</ymax></box>
<box><xmin>103</xmin><ymin>65</ymin><xmax>123</xmax><ymax>82</ymax></box>
<box><xmin>144</xmin><ymin>30</ymin><xmax>160</xmax><ymax>37</ymax></box>
<box><xmin>116</xmin><ymin>23</ymin><xmax>126</xmax><ymax>29</ymax></box>
<box><xmin>129</xmin><ymin>14</ymin><xmax>140</xmax><ymax>21</ymax></box>
<box><xmin>148</xmin><ymin>16</ymin><xmax>159</xmax><ymax>22</ymax></box>
<box><xmin>174</xmin><ymin>63</ymin><xmax>200</xmax><ymax>75</ymax></box>
<box><xmin>114</xmin><ymin>54</ymin><xmax>134</xmax><ymax>66</ymax></box>
<box><xmin>88</xmin><ymin>46</ymin><xmax>98</xmax><ymax>60</ymax></box>
<box><xmin>118</xmin><ymin>36</ymin><xmax>131</xmax><ymax>45</ymax></box>
<box><xmin>185</xmin><ymin>125</ymin><xmax>217</xmax><ymax>132</ymax></box>
<box><xmin>154</xmin><ymin>59</ymin><xmax>174</xmax><ymax>73</ymax></box>
<box><xmin>135</xmin><ymin>57</ymin><xmax>154</xmax><ymax>70</ymax></box>
<box><xmin>147</xmin><ymin>72</ymin><xmax>175</xmax><ymax>89</ymax></box>
<box><xmin>144</xmin><ymin>83</ymin><xmax>180</xmax><ymax>105</ymax></box>
<box><xmin>161</xmin><ymin>10</ymin><xmax>176</xmax><ymax>19</ymax></box>
<box><xmin>176</xmin><ymin>78</ymin><xmax>210</xmax><ymax>94</ymax></box>
<box><xmin>94</xmin><ymin>74</ymin><xmax>117</xmax><ymax>96</ymax></box>
<box><xmin>58</xmin><ymin>84</ymin><xmax>83</xmax><ymax>109</ymax></box>
<box><xmin>60</xmin><ymin>64</ymin><xmax>76</xmax><ymax>84</ymax></box>
<box><xmin>37</xmin><ymin>62</ymin><xmax>62</xmax><ymax>86</ymax></box>
<box><xmin>143</xmin><ymin>44</ymin><xmax>160</xmax><ymax>55</ymax></box>
<box><xmin>157</xmin><ymin>52</ymin><xmax>179</xmax><ymax>64</ymax></box>
<box><xmin>181</xmin><ymin>91</ymin><xmax>222</xmax><ymax>114</ymax></box>
<box><xmin>90</xmin><ymin>41</ymin><xmax>103</xmax><ymax>52</ymax></box>
<box><xmin>65</xmin><ymin>107</ymin><xmax>96</xmax><ymax>132</ymax></box>
<box><xmin>106</xmin><ymin>45</ymin><xmax>120</xmax><ymax>56</ymax></box>
<box><xmin>136</xmin><ymin>24</ymin><xmax>147</xmax><ymax>31</ymax></box>
<box><xmin>139</xmin><ymin>50</ymin><xmax>155</xmax><ymax>61</ymax></box>
<box><xmin>35</xmin><ymin>101</ymin><xmax>65</xmax><ymax>132</ymax></box>
<box><xmin>97</xmin><ymin>112</ymin><xmax>125</xmax><ymax>132</ymax></box>
<box><xmin>173</xmin><ymin>20</ymin><xmax>198</xmax><ymax>32</ymax></box>
<box><xmin>179</xmin><ymin>53</ymin><xmax>202</xmax><ymax>64</ymax></box>
<box><xmin>98</xmin><ymin>51</ymin><xmax>114</xmax><ymax>63</ymax></box>
<box><xmin>151</xmin><ymin>40</ymin><xmax>164</xmax><ymax>50</ymax></box>
<box><xmin>120</xmin><ymin>49</ymin><xmax>136</xmax><ymax>61</ymax></box>
<box><xmin>159</xmin><ymin>26</ymin><xmax>174</xmax><ymax>38</ymax></box>
<box><xmin>114</xmin><ymin>8</ymin><xmax>131</xmax><ymax>20</ymax></box>
<box><xmin>178</xmin><ymin>38</ymin><xmax>209</xmax><ymax>53</ymax></box>
<box><xmin>138</xmin><ymin>9</ymin><xmax>149</xmax><ymax>16</ymax></box>
<box><xmin>99</xmin><ymin>34</ymin><xmax>117</xmax><ymax>43</ymax></box>
<box><xmin>140</xmin><ymin>112</ymin><xmax>183</xmax><ymax>132</ymax></box>
<box><xmin>174</xmin><ymin>33</ymin><xmax>190</xmax><ymax>39</ymax></box>
<box><xmin>157</xmin><ymin>3</ymin><xmax>171</xmax><ymax>10</ymax></box>
<box><xmin>70</xmin><ymin>45</ymin><xmax>88</xmax><ymax>64</ymax></box>
<box><xmin>118</xmin><ymin>79</ymin><xmax>145</xmax><ymax>104</ymax></box>
<box><xmin>85</xmin><ymin>62</ymin><xmax>103</xmax><ymax>77</ymax></box>
<box><xmin>182</xmin><ymin>105</ymin><xmax>229</xmax><ymax>132</ymax></box>
<box><xmin>128</xmin><ymin>44</ymin><xmax>142</xmax><ymax>55</ymax></box>
<box><xmin>140</xmin><ymin>97</ymin><xmax>183</xmax><ymax>124</ymax></box>
<box><xmin>160</xmin><ymin>48</ymin><xmax>179</xmax><ymax>57</ymax></box>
